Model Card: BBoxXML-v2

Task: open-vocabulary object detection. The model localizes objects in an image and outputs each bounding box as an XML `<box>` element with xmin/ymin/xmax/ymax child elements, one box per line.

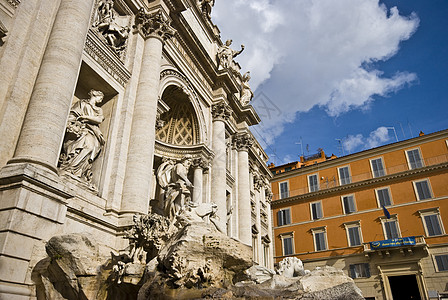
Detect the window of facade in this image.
<box><xmin>419</xmin><ymin>208</ymin><xmax>445</xmax><ymax>237</ymax></box>
<box><xmin>413</xmin><ymin>179</ymin><xmax>433</xmax><ymax>200</ymax></box>
<box><xmin>308</xmin><ymin>174</ymin><xmax>319</xmax><ymax>192</ymax></box>
<box><xmin>381</xmin><ymin>216</ymin><xmax>401</xmax><ymax>239</ymax></box>
<box><xmin>284</xmin><ymin>166</ymin><xmax>292</xmax><ymax>172</ymax></box>
<box><xmin>279</xmin><ymin>181</ymin><xmax>289</xmax><ymax>199</ymax></box>
<box><xmin>370</xmin><ymin>157</ymin><xmax>386</xmax><ymax>178</ymax></box>
<box><xmin>277</xmin><ymin>208</ymin><xmax>291</xmax><ymax>226</ymax></box>
<box><xmin>349</xmin><ymin>263</ymin><xmax>370</xmax><ymax>278</ymax></box>
<box><xmin>344</xmin><ymin>221</ymin><xmax>362</xmax><ymax>247</ymax></box>
<box><xmin>342</xmin><ymin>194</ymin><xmax>356</xmax><ymax>214</ymax></box>
<box><xmin>435</xmin><ymin>254</ymin><xmax>448</xmax><ymax>272</ymax></box>
<box><xmin>311</xmin><ymin>227</ymin><xmax>327</xmax><ymax>251</ymax></box>
<box><xmin>310</xmin><ymin>201</ymin><xmax>323</xmax><ymax>220</ymax></box>
<box><xmin>375</xmin><ymin>187</ymin><xmax>392</xmax><ymax>207</ymax></box>
<box><xmin>338</xmin><ymin>166</ymin><xmax>351</xmax><ymax>185</ymax></box>
<box><xmin>280</xmin><ymin>233</ymin><xmax>294</xmax><ymax>256</ymax></box>
<box><xmin>406</xmin><ymin>148</ymin><xmax>424</xmax><ymax>169</ymax></box>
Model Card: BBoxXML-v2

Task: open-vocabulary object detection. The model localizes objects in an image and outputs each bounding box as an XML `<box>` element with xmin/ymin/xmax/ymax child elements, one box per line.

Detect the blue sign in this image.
<box><xmin>370</xmin><ymin>237</ymin><xmax>416</xmax><ymax>249</ymax></box>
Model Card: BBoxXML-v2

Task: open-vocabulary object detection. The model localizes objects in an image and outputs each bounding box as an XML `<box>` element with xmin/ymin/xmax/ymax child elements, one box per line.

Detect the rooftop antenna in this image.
<box><xmin>335</xmin><ymin>139</ymin><xmax>345</xmax><ymax>156</ymax></box>
<box><xmin>386</xmin><ymin>127</ymin><xmax>399</xmax><ymax>142</ymax></box>
<box><xmin>399</xmin><ymin>122</ymin><xmax>406</xmax><ymax>139</ymax></box>
<box><xmin>295</xmin><ymin>137</ymin><xmax>304</xmax><ymax>157</ymax></box>
<box><xmin>407</xmin><ymin>121</ymin><xmax>414</xmax><ymax>138</ymax></box>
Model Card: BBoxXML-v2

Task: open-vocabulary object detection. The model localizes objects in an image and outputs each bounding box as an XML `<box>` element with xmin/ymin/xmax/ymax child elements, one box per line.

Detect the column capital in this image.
<box><xmin>233</xmin><ymin>132</ymin><xmax>253</xmax><ymax>152</ymax></box>
<box><xmin>192</xmin><ymin>156</ymin><xmax>210</xmax><ymax>171</ymax></box>
<box><xmin>134</xmin><ymin>9</ymin><xmax>176</xmax><ymax>42</ymax></box>
<box><xmin>211</xmin><ymin>101</ymin><xmax>231</xmax><ymax>122</ymax></box>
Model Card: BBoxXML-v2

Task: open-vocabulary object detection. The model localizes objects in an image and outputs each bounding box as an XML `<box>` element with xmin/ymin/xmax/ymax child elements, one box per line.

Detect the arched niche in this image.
<box><xmin>156</xmin><ymin>85</ymin><xmax>199</xmax><ymax>145</ymax></box>
<box><xmin>158</xmin><ymin>69</ymin><xmax>208</xmax><ymax>144</ymax></box>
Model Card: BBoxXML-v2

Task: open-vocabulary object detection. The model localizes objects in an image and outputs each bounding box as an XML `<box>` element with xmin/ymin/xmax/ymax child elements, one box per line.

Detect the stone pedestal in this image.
<box><xmin>121</xmin><ymin>9</ymin><xmax>175</xmax><ymax>215</ymax></box>
<box><xmin>210</xmin><ymin>102</ymin><xmax>231</xmax><ymax>232</ymax></box>
<box><xmin>0</xmin><ymin>163</ymin><xmax>72</xmax><ymax>299</ymax></box>
<box><xmin>234</xmin><ymin>133</ymin><xmax>254</xmax><ymax>246</ymax></box>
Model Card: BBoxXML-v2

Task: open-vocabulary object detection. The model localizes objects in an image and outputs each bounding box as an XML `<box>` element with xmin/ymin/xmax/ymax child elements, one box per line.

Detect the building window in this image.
<box><xmin>338</xmin><ymin>166</ymin><xmax>351</xmax><ymax>185</ymax></box>
<box><xmin>381</xmin><ymin>216</ymin><xmax>401</xmax><ymax>239</ymax></box>
<box><xmin>310</xmin><ymin>201</ymin><xmax>323</xmax><ymax>220</ymax></box>
<box><xmin>277</xmin><ymin>208</ymin><xmax>291</xmax><ymax>226</ymax></box>
<box><xmin>419</xmin><ymin>208</ymin><xmax>445</xmax><ymax>237</ymax></box>
<box><xmin>406</xmin><ymin>148</ymin><xmax>424</xmax><ymax>169</ymax></box>
<box><xmin>376</xmin><ymin>187</ymin><xmax>392</xmax><ymax>207</ymax></box>
<box><xmin>435</xmin><ymin>255</ymin><xmax>448</xmax><ymax>272</ymax></box>
<box><xmin>413</xmin><ymin>179</ymin><xmax>432</xmax><ymax>200</ymax></box>
<box><xmin>279</xmin><ymin>181</ymin><xmax>289</xmax><ymax>199</ymax></box>
<box><xmin>370</xmin><ymin>157</ymin><xmax>386</xmax><ymax>178</ymax></box>
<box><xmin>308</xmin><ymin>174</ymin><xmax>319</xmax><ymax>192</ymax></box>
<box><xmin>281</xmin><ymin>233</ymin><xmax>294</xmax><ymax>256</ymax></box>
<box><xmin>342</xmin><ymin>194</ymin><xmax>356</xmax><ymax>214</ymax></box>
<box><xmin>311</xmin><ymin>227</ymin><xmax>327</xmax><ymax>251</ymax></box>
<box><xmin>349</xmin><ymin>263</ymin><xmax>370</xmax><ymax>278</ymax></box>
<box><xmin>344</xmin><ymin>221</ymin><xmax>362</xmax><ymax>247</ymax></box>
<box><xmin>284</xmin><ymin>166</ymin><xmax>292</xmax><ymax>172</ymax></box>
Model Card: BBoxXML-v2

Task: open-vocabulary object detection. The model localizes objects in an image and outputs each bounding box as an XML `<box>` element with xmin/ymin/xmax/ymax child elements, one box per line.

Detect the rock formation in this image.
<box><xmin>33</xmin><ymin>212</ymin><xmax>364</xmax><ymax>300</ymax></box>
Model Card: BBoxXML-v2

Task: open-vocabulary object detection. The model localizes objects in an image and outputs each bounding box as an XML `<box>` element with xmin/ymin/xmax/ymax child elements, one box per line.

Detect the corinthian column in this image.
<box><xmin>234</xmin><ymin>132</ymin><xmax>254</xmax><ymax>246</ymax></box>
<box><xmin>211</xmin><ymin>101</ymin><xmax>231</xmax><ymax>231</ymax></box>
<box><xmin>192</xmin><ymin>157</ymin><xmax>208</xmax><ymax>205</ymax></box>
<box><xmin>121</xmin><ymin>10</ymin><xmax>176</xmax><ymax>214</ymax></box>
<box><xmin>8</xmin><ymin>0</ymin><xmax>96</xmax><ymax>172</ymax></box>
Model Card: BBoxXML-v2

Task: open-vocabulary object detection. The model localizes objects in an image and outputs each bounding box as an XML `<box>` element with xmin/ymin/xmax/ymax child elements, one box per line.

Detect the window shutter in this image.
<box><xmin>285</xmin><ymin>210</ymin><xmax>291</xmax><ymax>225</ymax></box>
<box><xmin>349</xmin><ymin>264</ymin><xmax>356</xmax><ymax>278</ymax></box>
<box><xmin>364</xmin><ymin>264</ymin><xmax>371</xmax><ymax>277</ymax></box>
<box><xmin>425</xmin><ymin>215</ymin><xmax>442</xmax><ymax>236</ymax></box>
<box><xmin>278</xmin><ymin>211</ymin><xmax>283</xmax><ymax>226</ymax></box>
<box><xmin>436</xmin><ymin>255</ymin><xmax>448</xmax><ymax>271</ymax></box>
<box><xmin>314</xmin><ymin>202</ymin><xmax>322</xmax><ymax>219</ymax></box>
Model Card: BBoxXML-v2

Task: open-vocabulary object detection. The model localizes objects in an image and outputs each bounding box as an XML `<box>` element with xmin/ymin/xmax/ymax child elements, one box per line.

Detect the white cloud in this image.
<box><xmin>212</xmin><ymin>0</ymin><xmax>419</xmax><ymax>144</ymax></box>
<box><xmin>342</xmin><ymin>126</ymin><xmax>392</xmax><ymax>153</ymax></box>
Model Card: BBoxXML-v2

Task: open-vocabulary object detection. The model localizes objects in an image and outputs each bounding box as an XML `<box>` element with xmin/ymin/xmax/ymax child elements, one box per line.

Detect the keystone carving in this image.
<box><xmin>134</xmin><ymin>8</ymin><xmax>176</xmax><ymax>41</ymax></box>
<box><xmin>233</xmin><ymin>133</ymin><xmax>254</xmax><ymax>152</ymax></box>
<box><xmin>211</xmin><ymin>101</ymin><xmax>231</xmax><ymax>121</ymax></box>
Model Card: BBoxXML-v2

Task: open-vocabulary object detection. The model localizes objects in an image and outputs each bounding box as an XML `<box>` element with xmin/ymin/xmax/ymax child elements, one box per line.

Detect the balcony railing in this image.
<box><xmin>273</xmin><ymin>154</ymin><xmax>448</xmax><ymax>201</ymax></box>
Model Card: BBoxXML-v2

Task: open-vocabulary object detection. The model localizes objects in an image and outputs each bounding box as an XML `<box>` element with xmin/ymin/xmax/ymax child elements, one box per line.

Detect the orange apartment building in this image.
<box><xmin>270</xmin><ymin>129</ymin><xmax>448</xmax><ymax>300</ymax></box>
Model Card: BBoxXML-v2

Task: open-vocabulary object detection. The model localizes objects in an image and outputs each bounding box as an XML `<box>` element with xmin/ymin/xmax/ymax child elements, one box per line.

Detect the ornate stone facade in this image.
<box><xmin>0</xmin><ymin>0</ymin><xmax>273</xmax><ymax>298</ymax></box>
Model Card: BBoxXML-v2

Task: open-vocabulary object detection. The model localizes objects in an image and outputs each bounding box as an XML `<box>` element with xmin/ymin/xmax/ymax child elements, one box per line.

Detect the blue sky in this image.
<box><xmin>212</xmin><ymin>0</ymin><xmax>448</xmax><ymax>165</ymax></box>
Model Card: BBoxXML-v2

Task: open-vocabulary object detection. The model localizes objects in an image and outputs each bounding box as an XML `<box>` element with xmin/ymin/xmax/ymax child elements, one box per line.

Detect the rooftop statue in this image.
<box><xmin>240</xmin><ymin>71</ymin><xmax>254</xmax><ymax>106</ymax></box>
<box><xmin>59</xmin><ymin>90</ymin><xmax>105</xmax><ymax>185</ymax></box>
<box><xmin>217</xmin><ymin>39</ymin><xmax>244</xmax><ymax>73</ymax></box>
<box><xmin>197</xmin><ymin>0</ymin><xmax>215</xmax><ymax>19</ymax></box>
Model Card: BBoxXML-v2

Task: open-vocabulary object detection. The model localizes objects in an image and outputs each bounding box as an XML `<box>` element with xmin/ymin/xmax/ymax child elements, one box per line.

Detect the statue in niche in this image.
<box><xmin>157</xmin><ymin>155</ymin><xmax>194</xmax><ymax>221</ymax></box>
<box><xmin>217</xmin><ymin>39</ymin><xmax>244</xmax><ymax>73</ymax></box>
<box><xmin>240</xmin><ymin>71</ymin><xmax>254</xmax><ymax>106</ymax></box>
<box><xmin>93</xmin><ymin>0</ymin><xmax>130</xmax><ymax>55</ymax></box>
<box><xmin>197</xmin><ymin>0</ymin><xmax>215</xmax><ymax>19</ymax></box>
<box><xmin>59</xmin><ymin>89</ymin><xmax>105</xmax><ymax>184</ymax></box>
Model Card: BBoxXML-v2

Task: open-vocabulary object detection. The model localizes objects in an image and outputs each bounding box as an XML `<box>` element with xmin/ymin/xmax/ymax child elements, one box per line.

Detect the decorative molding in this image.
<box><xmin>134</xmin><ymin>9</ymin><xmax>176</xmax><ymax>42</ymax></box>
<box><xmin>233</xmin><ymin>132</ymin><xmax>254</xmax><ymax>152</ymax></box>
<box><xmin>211</xmin><ymin>101</ymin><xmax>231</xmax><ymax>122</ymax></box>
<box><xmin>84</xmin><ymin>31</ymin><xmax>131</xmax><ymax>87</ymax></box>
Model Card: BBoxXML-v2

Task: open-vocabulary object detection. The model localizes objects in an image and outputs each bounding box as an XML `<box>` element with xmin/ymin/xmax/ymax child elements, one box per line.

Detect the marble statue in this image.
<box><xmin>217</xmin><ymin>39</ymin><xmax>244</xmax><ymax>72</ymax></box>
<box><xmin>59</xmin><ymin>90</ymin><xmax>105</xmax><ymax>183</ymax></box>
<box><xmin>197</xmin><ymin>0</ymin><xmax>215</xmax><ymax>19</ymax></box>
<box><xmin>240</xmin><ymin>71</ymin><xmax>254</xmax><ymax>106</ymax></box>
<box><xmin>157</xmin><ymin>155</ymin><xmax>194</xmax><ymax>221</ymax></box>
<box><xmin>277</xmin><ymin>256</ymin><xmax>309</xmax><ymax>277</ymax></box>
<box><xmin>93</xmin><ymin>0</ymin><xmax>130</xmax><ymax>55</ymax></box>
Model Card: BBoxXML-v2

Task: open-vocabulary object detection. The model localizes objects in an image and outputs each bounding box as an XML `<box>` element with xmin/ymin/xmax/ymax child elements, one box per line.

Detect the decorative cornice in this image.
<box><xmin>211</xmin><ymin>101</ymin><xmax>231</xmax><ymax>121</ymax></box>
<box><xmin>134</xmin><ymin>9</ymin><xmax>176</xmax><ymax>41</ymax></box>
<box><xmin>154</xmin><ymin>140</ymin><xmax>214</xmax><ymax>162</ymax></box>
<box><xmin>7</xmin><ymin>0</ymin><xmax>20</xmax><ymax>9</ymax></box>
<box><xmin>272</xmin><ymin>162</ymin><xmax>448</xmax><ymax>207</ymax></box>
<box><xmin>84</xmin><ymin>31</ymin><xmax>131</xmax><ymax>87</ymax></box>
<box><xmin>233</xmin><ymin>133</ymin><xmax>254</xmax><ymax>152</ymax></box>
